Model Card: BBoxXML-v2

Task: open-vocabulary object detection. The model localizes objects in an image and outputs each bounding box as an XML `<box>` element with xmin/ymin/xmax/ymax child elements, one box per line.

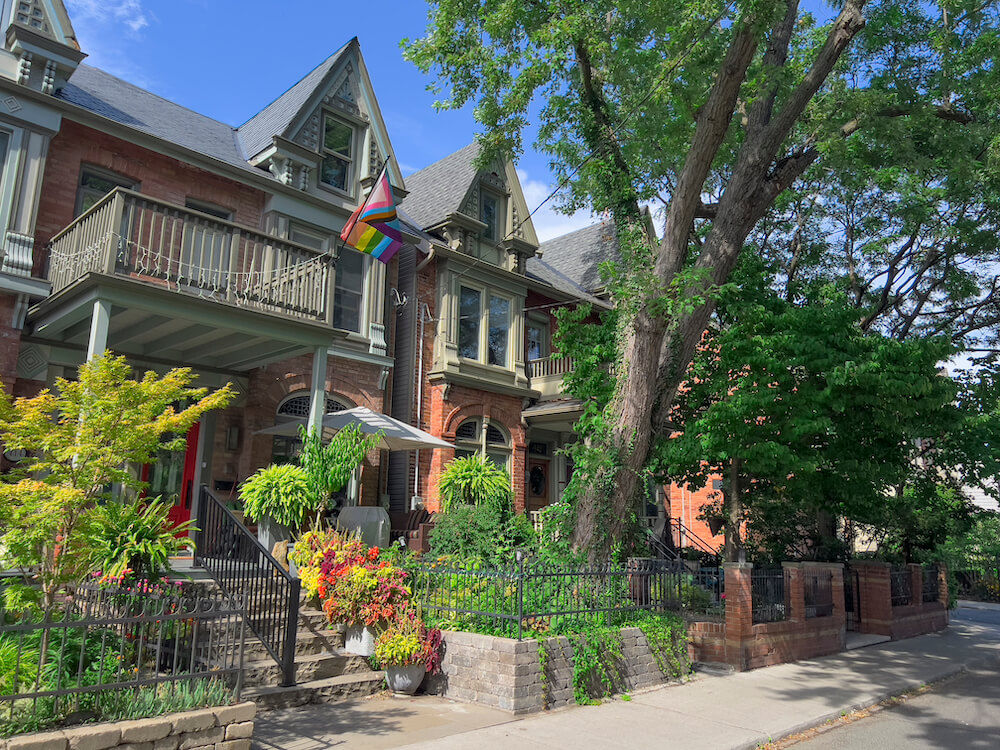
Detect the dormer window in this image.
<box><xmin>480</xmin><ymin>191</ymin><xmax>500</xmax><ymax>241</ymax></box>
<box><xmin>320</xmin><ymin>116</ymin><xmax>354</xmax><ymax>192</ymax></box>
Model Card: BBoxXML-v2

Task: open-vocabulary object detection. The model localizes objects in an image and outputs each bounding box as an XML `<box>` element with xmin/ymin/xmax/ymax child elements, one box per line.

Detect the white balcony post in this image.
<box><xmin>86</xmin><ymin>299</ymin><xmax>112</xmax><ymax>361</ymax></box>
<box><xmin>307</xmin><ymin>345</ymin><xmax>328</xmax><ymax>436</ymax></box>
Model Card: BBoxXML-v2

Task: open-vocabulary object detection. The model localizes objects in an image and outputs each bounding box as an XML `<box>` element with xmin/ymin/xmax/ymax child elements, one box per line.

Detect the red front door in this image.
<box><xmin>144</xmin><ymin>422</ymin><xmax>200</xmax><ymax>534</ymax></box>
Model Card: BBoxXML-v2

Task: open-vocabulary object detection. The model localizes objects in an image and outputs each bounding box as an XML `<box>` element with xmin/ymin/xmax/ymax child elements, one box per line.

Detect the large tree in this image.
<box><xmin>408</xmin><ymin>0</ymin><xmax>996</xmax><ymax>558</ymax></box>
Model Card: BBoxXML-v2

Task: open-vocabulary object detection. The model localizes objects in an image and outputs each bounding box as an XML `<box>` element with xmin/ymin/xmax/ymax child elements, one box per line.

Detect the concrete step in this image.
<box><xmin>230</xmin><ymin>627</ymin><xmax>345</xmax><ymax>661</ymax></box>
<box><xmin>242</xmin><ymin>650</ymin><xmax>373</xmax><ymax>688</ymax></box>
<box><xmin>245</xmin><ymin>671</ymin><xmax>386</xmax><ymax>711</ymax></box>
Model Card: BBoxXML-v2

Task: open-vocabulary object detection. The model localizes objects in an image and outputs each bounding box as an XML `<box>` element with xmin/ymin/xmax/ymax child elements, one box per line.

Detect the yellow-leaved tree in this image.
<box><xmin>0</xmin><ymin>351</ymin><xmax>234</xmax><ymax>610</ymax></box>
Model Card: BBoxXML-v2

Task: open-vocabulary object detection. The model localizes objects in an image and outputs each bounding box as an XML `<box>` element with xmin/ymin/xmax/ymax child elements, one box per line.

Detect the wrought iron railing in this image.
<box><xmin>0</xmin><ymin>583</ymin><xmax>244</xmax><ymax>737</ymax></box>
<box><xmin>669</xmin><ymin>518</ymin><xmax>722</xmax><ymax>562</ymax></box>
<box><xmin>890</xmin><ymin>566</ymin><xmax>912</xmax><ymax>607</ymax></box>
<box><xmin>408</xmin><ymin>555</ymin><xmax>705</xmax><ymax>639</ymax></box>
<box><xmin>804</xmin><ymin>570</ymin><xmax>834</xmax><ymax>618</ymax></box>
<box><xmin>922</xmin><ymin>565</ymin><xmax>940</xmax><ymax>603</ymax></box>
<box><xmin>47</xmin><ymin>188</ymin><xmax>335</xmax><ymax>325</ymax></box>
<box><xmin>193</xmin><ymin>486</ymin><xmax>301</xmax><ymax>686</ymax></box>
<box><xmin>751</xmin><ymin>567</ymin><xmax>788</xmax><ymax>624</ymax></box>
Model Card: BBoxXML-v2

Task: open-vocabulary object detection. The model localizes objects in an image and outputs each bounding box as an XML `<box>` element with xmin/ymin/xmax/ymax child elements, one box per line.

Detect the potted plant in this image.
<box><xmin>238</xmin><ymin>464</ymin><xmax>315</xmax><ymax>554</ymax></box>
<box><xmin>374</xmin><ymin>618</ymin><xmax>442</xmax><ymax>695</ymax></box>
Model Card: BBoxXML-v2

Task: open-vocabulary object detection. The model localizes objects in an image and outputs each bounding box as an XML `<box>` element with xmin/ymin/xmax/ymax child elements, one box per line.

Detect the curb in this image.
<box><xmin>957</xmin><ymin>599</ymin><xmax>1000</xmax><ymax>612</ymax></box>
<box><xmin>731</xmin><ymin>653</ymin><xmax>1000</xmax><ymax>750</ymax></box>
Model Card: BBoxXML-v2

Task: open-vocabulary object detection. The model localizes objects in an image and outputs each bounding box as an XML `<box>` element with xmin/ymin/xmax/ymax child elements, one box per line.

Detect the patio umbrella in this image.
<box><xmin>255</xmin><ymin>406</ymin><xmax>452</xmax><ymax>451</ymax></box>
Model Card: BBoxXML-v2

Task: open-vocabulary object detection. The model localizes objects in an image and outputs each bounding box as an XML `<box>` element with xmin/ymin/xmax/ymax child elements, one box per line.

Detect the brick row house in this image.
<box><xmin>0</xmin><ymin>0</ymin><xmax>722</xmax><ymax>551</ymax></box>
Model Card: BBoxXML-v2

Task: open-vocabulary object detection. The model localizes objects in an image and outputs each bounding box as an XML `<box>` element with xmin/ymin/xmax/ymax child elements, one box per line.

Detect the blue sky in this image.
<box><xmin>63</xmin><ymin>0</ymin><xmax>594</xmax><ymax>241</ymax></box>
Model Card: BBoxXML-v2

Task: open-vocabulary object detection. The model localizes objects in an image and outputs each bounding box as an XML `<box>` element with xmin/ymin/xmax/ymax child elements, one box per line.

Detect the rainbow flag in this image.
<box><xmin>339</xmin><ymin>166</ymin><xmax>403</xmax><ymax>264</ymax></box>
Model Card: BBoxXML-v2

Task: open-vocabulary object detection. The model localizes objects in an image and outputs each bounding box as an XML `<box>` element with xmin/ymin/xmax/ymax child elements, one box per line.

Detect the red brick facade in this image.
<box><xmin>666</xmin><ymin>479</ymin><xmax>724</xmax><ymax>551</ymax></box>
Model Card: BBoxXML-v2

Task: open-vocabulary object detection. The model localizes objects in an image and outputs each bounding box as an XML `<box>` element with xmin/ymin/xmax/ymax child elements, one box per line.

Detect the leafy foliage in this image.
<box><xmin>238</xmin><ymin>464</ymin><xmax>314</xmax><ymax>530</ymax></box>
<box><xmin>428</xmin><ymin>504</ymin><xmax>535</xmax><ymax>567</ymax></box>
<box><xmin>0</xmin><ymin>353</ymin><xmax>233</xmax><ymax>607</ymax></box>
<box><xmin>297</xmin><ymin>423</ymin><xmax>377</xmax><ymax>513</ymax></box>
<box><xmin>88</xmin><ymin>498</ymin><xmax>194</xmax><ymax>580</ymax></box>
<box><xmin>437</xmin><ymin>455</ymin><xmax>513</xmax><ymax>514</ymax></box>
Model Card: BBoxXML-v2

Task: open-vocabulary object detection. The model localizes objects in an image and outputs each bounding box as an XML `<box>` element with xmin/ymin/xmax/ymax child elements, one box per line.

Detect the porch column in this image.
<box><xmin>86</xmin><ymin>300</ymin><xmax>112</xmax><ymax>361</ymax></box>
<box><xmin>307</xmin><ymin>345</ymin><xmax>328</xmax><ymax>435</ymax></box>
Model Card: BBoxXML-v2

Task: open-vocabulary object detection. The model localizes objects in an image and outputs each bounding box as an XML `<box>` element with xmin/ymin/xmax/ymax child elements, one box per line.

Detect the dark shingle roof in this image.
<box><xmin>399</xmin><ymin>142</ymin><xmax>480</xmax><ymax>229</ymax></box>
<box><xmin>525</xmin><ymin>256</ymin><xmax>602</xmax><ymax>305</ymax></box>
<box><xmin>237</xmin><ymin>41</ymin><xmax>353</xmax><ymax>159</ymax></box>
<box><xmin>57</xmin><ymin>65</ymin><xmax>254</xmax><ymax>172</ymax></box>
<box><xmin>536</xmin><ymin>220</ymin><xmax>620</xmax><ymax>293</ymax></box>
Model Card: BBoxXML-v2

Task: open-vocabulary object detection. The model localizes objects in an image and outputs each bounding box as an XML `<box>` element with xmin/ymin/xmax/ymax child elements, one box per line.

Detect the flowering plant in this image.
<box><xmin>321</xmin><ymin>560</ymin><xmax>411</xmax><ymax>627</ymax></box>
<box><xmin>373</xmin><ymin>614</ymin><xmax>444</xmax><ymax>671</ymax></box>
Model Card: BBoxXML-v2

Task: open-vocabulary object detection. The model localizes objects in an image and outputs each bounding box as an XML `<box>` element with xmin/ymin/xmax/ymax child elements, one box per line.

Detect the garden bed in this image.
<box><xmin>425</xmin><ymin>622</ymin><xmax>690</xmax><ymax>714</ymax></box>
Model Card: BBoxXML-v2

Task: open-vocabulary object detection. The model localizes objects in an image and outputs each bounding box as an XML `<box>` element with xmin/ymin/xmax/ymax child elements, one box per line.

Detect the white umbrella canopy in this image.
<box><xmin>256</xmin><ymin>406</ymin><xmax>452</xmax><ymax>451</ymax></box>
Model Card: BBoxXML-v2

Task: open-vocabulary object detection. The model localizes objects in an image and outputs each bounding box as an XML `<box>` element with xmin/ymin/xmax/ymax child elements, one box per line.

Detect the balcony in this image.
<box><xmin>527</xmin><ymin>354</ymin><xmax>575</xmax><ymax>399</ymax></box>
<box><xmin>30</xmin><ymin>188</ymin><xmax>338</xmax><ymax>373</ymax></box>
<box><xmin>48</xmin><ymin>188</ymin><xmax>334</xmax><ymax>325</ymax></box>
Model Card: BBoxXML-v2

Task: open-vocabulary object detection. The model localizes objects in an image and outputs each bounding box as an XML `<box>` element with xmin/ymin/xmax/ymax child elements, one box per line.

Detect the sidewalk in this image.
<box><xmin>253</xmin><ymin>615</ymin><xmax>1000</xmax><ymax>750</ymax></box>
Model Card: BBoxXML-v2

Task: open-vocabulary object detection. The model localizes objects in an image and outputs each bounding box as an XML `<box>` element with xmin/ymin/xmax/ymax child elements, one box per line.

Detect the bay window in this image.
<box><xmin>457</xmin><ymin>284</ymin><xmax>513</xmax><ymax>369</ymax></box>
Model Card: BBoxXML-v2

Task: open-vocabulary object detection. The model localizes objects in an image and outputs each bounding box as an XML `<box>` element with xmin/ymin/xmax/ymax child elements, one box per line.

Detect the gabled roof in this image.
<box><xmin>237</xmin><ymin>40</ymin><xmax>354</xmax><ymax>159</ymax></box>
<box><xmin>56</xmin><ymin>64</ymin><xmax>255</xmax><ymax>174</ymax></box>
<box><xmin>536</xmin><ymin>220</ymin><xmax>620</xmax><ymax>293</ymax></box>
<box><xmin>399</xmin><ymin>142</ymin><xmax>481</xmax><ymax>229</ymax></box>
<box><xmin>525</xmin><ymin>256</ymin><xmax>603</xmax><ymax>306</ymax></box>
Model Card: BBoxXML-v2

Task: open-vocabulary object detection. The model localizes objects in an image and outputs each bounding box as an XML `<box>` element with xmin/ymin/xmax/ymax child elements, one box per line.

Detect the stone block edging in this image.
<box><xmin>0</xmin><ymin>701</ymin><xmax>255</xmax><ymax>750</ymax></box>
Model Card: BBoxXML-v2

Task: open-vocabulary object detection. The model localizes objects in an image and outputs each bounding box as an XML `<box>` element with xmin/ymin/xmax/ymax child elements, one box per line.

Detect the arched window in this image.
<box><xmin>272</xmin><ymin>392</ymin><xmax>351</xmax><ymax>464</ymax></box>
<box><xmin>453</xmin><ymin>417</ymin><xmax>511</xmax><ymax>474</ymax></box>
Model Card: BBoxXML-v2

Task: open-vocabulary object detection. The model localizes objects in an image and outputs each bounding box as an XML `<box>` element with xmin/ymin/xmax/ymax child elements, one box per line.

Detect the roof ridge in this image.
<box><xmin>237</xmin><ymin>39</ymin><xmax>355</xmax><ymax>130</ymax></box>
<box><xmin>406</xmin><ymin>141</ymin><xmax>478</xmax><ymax>180</ymax></box>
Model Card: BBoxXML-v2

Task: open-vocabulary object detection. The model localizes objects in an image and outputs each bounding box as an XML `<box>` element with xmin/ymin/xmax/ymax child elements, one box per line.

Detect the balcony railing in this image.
<box><xmin>527</xmin><ymin>354</ymin><xmax>575</xmax><ymax>379</ymax></box>
<box><xmin>47</xmin><ymin>188</ymin><xmax>335</xmax><ymax>325</ymax></box>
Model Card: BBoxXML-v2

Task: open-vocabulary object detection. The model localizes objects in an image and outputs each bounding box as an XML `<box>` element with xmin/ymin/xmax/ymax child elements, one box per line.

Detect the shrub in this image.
<box><xmin>297</xmin><ymin>423</ymin><xmax>377</xmax><ymax>513</ymax></box>
<box><xmin>428</xmin><ymin>504</ymin><xmax>535</xmax><ymax>566</ymax></box>
<box><xmin>239</xmin><ymin>464</ymin><xmax>315</xmax><ymax>529</ymax></box>
<box><xmin>89</xmin><ymin>498</ymin><xmax>194</xmax><ymax>580</ymax></box>
<box><xmin>438</xmin><ymin>455</ymin><xmax>513</xmax><ymax>514</ymax></box>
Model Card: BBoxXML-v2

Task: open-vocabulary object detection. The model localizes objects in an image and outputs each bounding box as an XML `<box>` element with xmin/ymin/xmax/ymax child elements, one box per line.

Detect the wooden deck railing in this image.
<box><xmin>526</xmin><ymin>354</ymin><xmax>575</xmax><ymax>379</ymax></box>
<box><xmin>47</xmin><ymin>188</ymin><xmax>335</xmax><ymax>326</ymax></box>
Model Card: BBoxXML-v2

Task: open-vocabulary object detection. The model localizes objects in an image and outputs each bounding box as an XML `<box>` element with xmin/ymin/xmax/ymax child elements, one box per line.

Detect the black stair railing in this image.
<box><xmin>193</xmin><ymin>485</ymin><xmax>300</xmax><ymax>686</ymax></box>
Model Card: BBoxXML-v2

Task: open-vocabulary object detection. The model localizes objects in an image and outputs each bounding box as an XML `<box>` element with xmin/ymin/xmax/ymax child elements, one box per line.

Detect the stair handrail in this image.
<box><xmin>671</xmin><ymin>517</ymin><xmax>722</xmax><ymax>561</ymax></box>
<box><xmin>193</xmin><ymin>485</ymin><xmax>300</xmax><ymax>687</ymax></box>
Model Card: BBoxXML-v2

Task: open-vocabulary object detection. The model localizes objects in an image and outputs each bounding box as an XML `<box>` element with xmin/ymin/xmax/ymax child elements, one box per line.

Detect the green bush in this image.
<box><xmin>239</xmin><ymin>464</ymin><xmax>315</xmax><ymax>529</ymax></box>
<box><xmin>428</xmin><ymin>504</ymin><xmax>535</xmax><ymax>566</ymax></box>
<box><xmin>89</xmin><ymin>498</ymin><xmax>193</xmax><ymax>580</ymax></box>
<box><xmin>438</xmin><ymin>455</ymin><xmax>513</xmax><ymax>514</ymax></box>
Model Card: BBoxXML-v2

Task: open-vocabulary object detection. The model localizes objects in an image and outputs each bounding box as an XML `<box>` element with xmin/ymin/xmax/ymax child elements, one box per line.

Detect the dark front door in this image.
<box><xmin>527</xmin><ymin>459</ymin><xmax>549</xmax><ymax>513</ymax></box>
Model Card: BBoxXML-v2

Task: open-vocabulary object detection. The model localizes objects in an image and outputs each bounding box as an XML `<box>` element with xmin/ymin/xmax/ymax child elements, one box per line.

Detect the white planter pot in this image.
<box><xmin>345</xmin><ymin>624</ymin><xmax>376</xmax><ymax>656</ymax></box>
<box><xmin>385</xmin><ymin>664</ymin><xmax>427</xmax><ymax>695</ymax></box>
<box><xmin>287</xmin><ymin>543</ymin><xmax>299</xmax><ymax>578</ymax></box>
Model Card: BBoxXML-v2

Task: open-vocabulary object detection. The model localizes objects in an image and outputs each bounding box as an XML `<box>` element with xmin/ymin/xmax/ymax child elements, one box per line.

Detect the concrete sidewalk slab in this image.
<box><xmin>252</xmin><ymin>617</ymin><xmax>1000</xmax><ymax>750</ymax></box>
<box><xmin>393</xmin><ymin>621</ymin><xmax>1000</xmax><ymax>750</ymax></box>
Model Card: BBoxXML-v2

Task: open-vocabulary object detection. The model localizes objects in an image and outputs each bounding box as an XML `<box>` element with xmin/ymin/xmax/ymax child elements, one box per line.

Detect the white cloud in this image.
<box><xmin>516</xmin><ymin>168</ymin><xmax>597</xmax><ymax>243</ymax></box>
<box><xmin>67</xmin><ymin>0</ymin><xmax>151</xmax><ymax>33</ymax></box>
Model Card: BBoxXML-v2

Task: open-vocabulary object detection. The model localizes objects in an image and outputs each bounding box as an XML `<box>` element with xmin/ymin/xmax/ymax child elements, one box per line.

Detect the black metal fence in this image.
<box><xmin>751</xmin><ymin>567</ymin><xmax>787</xmax><ymax>624</ymax></box>
<box><xmin>890</xmin><ymin>566</ymin><xmax>912</xmax><ymax>607</ymax></box>
<box><xmin>407</xmin><ymin>556</ymin><xmax>720</xmax><ymax>639</ymax></box>
<box><xmin>922</xmin><ymin>565</ymin><xmax>940</xmax><ymax>603</ymax></box>
<box><xmin>804</xmin><ymin>570</ymin><xmax>834</xmax><ymax>619</ymax></box>
<box><xmin>194</xmin><ymin>486</ymin><xmax>300</xmax><ymax>686</ymax></box>
<box><xmin>0</xmin><ymin>584</ymin><xmax>245</xmax><ymax>737</ymax></box>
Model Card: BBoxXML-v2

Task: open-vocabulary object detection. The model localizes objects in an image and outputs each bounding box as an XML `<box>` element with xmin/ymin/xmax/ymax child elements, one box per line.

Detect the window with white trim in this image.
<box><xmin>453</xmin><ymin>417</ymin><xmax>512</xmax><ymax>474</ymax></box>
<box><xmin>457</xmin><ymin>284</ymin><xmax>513</xmax><ymax>369</ymax></box>
<box><xmin>320</xmin><ymin>115</ymin><xmax>354</xmax><ymax>192</ymax></box>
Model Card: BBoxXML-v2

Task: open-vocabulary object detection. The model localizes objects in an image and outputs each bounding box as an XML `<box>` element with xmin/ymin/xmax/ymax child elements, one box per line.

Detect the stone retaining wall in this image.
<box><xmin>1</xmin><ymin>702</ymin><xmax>255</xmax><ymax>750</ymax></box>
<box><xmin>426</xmin><ymin>627</ymin><xmax>683</xmax><ymax>714</ymax></box>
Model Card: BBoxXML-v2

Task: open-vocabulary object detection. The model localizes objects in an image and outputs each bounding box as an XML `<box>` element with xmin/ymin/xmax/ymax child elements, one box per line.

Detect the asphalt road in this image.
<box><xmin>793</xmin><ymin>605</ymin><xmax>1000</xmax><ymax>749</ymax></box>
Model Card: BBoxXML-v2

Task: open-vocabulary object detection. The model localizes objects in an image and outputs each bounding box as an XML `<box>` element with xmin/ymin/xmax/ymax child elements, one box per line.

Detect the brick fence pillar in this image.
<box><xmin>938</xmin><ymin>563</ymin><xmax>950</xmax><ymax>612</ymax></box>
<box><xmin>782</xmin><ymin>563</ymin><xmax>805</xmax><ymax>622</ymax></box>
<box><xmin>851</xmin><ymin>560</ymin><xmax>891</xmax><ymax>636</ymax></box>
<box><xmin>723</xmin><ymin>563</ymin><xmax>753</xmax><ymax>671</ymax></box>
<box><xmin>908</xmin><ymin>563</ymin><xmax>923</xmax><ymax>609</ymax></box>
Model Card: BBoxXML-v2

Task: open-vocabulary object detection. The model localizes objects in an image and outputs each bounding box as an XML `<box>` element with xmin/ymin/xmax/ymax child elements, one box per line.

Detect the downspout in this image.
<box><xmin>415</xmin><ymin>245</ymin><xmax>436</xmax><ymax>272</ymax></box>
<box><xmin>412</xmin><ymin>301</ymin><xmax>432</xmax><ymax>508</ymax></box>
